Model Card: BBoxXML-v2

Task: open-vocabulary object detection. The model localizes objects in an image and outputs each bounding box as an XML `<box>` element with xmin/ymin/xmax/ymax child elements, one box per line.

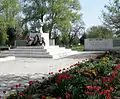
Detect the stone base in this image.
<box><xmin>45</xmin><ymin>46</ymin><xmax>80</xmax><ymax>59</ymax></box>
<box><xmin>0</xmin><ymin>56</ymin><xmax>15</xmax><ymax>62</ymax></box>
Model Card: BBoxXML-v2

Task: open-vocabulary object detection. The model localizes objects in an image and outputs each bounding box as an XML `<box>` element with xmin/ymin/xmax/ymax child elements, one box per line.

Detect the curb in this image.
<box><xmin>0</xmin><ymin>56</ymin><xmax>15</xmax><ymax>62</ymax></box>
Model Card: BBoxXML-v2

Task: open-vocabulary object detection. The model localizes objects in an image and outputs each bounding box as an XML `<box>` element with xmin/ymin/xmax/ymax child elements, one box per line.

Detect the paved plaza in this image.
<box><xmin>0</xmin><ymin>52</ymin><xmax>104</xmax><ymax>98</ymax></box>
<box><xmin>0</xmin><ymin>52</ymin><xmax>103</xmax><ymax>75</ymax></box>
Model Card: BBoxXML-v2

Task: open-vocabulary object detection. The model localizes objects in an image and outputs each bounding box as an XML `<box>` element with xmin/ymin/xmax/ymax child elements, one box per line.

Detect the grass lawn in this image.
<box><xmin>71</xmin><ymin>45</ymin><xmax>84</xmax><ymax>51</ymax></box>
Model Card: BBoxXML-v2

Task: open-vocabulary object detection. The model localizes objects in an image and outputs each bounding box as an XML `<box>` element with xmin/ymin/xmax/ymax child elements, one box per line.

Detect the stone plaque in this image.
<box><xmin>113</xmin><ymin>39</ymin><xmax>120</xmax><ymax>47</ymax></box>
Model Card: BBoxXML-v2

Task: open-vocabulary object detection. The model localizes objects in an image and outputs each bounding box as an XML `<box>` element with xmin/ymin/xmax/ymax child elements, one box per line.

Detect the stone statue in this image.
<box><xmin>39</xmin><ymin>19</ymin><xmax>43</xmax><ymax>34</ymax></box>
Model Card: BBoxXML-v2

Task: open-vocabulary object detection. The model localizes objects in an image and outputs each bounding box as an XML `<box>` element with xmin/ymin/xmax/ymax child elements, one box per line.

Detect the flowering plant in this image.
<box><xmin>6</xmin><ymin>52</ymin><xmax>120</xmax><ymax>99</ymax></box>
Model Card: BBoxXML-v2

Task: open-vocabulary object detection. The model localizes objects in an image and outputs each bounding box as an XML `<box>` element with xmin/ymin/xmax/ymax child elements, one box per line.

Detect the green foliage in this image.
<box><xmin>80</xmin><ymin>33</ymin><xmax>87</xmax><ymax>45</ymax></box>
<box><xmin>59</xmin><ymin>33</ymin><xmax>69</xmax><ymax>47</ymax></box>
<box><xmin>23</xmin><ymin>0</ymin><xmax>82</xmax><ymax>39</ymax></box>
<box><xmin>0</xmin><ymin>26</ymin><xmax>8</xmax><ymax>44</ymax></box>
<box><xmin>86</xmin><ymin>25</ymin><xmax>113</xmax><ymax>38</ymax></box>
<box><xmin>0</xmin><ymin>0</ymin><xmax>21</xmax><ymax>44</ymax></box>
<box><xmin>0</xmin><ymin>15</ymin><xmax>8</xmax><ymax>44</ymax></box>
<box><xmin>55</xmin><ymin>73</ymin><xmax>90</xmax><ymax>99</ymax></box>
<box><xmin>72</xmin><ymin>45</ymin><xmax>84</xmax><ymax>51</ymax></box>
<box><xmin>102</xmin><ymin>0</ymin><xmax>120</xmax><ymax>36</ymax></box>
<box><xmin>48</xmin><ymin>0</ymin><xmax>81</xmax><ymax>38</ymax></box>
<box><xmin>6</xmin><ymin>52</ymin><xmax>120</xmax><ymax>99</ymax></box>
<box><xmin>0</xmin><ymin>46</ymin><xmax>9</xmax><ymax>50</ymax></box>
<box><xmin>6</xmin><ymin>27</ymin><xmax>16</xmax><ymax>45</ymax></box>
<box><xmin>15</xmin><ymin>15</ymin><xmax>24</xmax><ymax>40</ymax></box>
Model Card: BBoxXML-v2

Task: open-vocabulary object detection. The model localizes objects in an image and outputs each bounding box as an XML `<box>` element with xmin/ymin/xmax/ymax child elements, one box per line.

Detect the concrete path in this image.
<box><xmin>0</xmin><ymin>51</ymin><xmax>104</xmax><ymax>75</ymax></box>
<box><xmin>0</xmin><ymin>51</ymin><xmax>104</xmax><ymax>98</ymax></box>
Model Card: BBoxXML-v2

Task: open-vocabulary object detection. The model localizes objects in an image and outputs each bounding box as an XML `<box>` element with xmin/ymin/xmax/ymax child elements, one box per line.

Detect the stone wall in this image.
<box><xmin>16</xmin><ymin>40</ymin><xmax>27</xmax><ymax>46</ymax></box>
<box><xmin>84</xmin><ymin>38</ymin><xmax>120</xmax><ymax>51</ymax></box>
<box><xmin>49</xmin><ymin>39</ymin><xmax>55</xmax><ymax>46</ymax></box>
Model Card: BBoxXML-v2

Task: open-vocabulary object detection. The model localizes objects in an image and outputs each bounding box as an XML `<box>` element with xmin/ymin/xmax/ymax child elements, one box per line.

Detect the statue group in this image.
<box><xmin>26</xmin><ymin>34</ymin><xmax>45</xmax><ymax>46</ymax></box>
<box><xmin>26</xmin><ymin>20</ymin><xmax>45</xmax><ymax>46</ymax></box>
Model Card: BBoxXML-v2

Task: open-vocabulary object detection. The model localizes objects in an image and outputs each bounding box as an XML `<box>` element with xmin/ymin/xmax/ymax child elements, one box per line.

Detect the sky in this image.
<box><xmin>80</xmin><ymin>0</ymin><xmax>109</xmax><ymax>29</ymax></box>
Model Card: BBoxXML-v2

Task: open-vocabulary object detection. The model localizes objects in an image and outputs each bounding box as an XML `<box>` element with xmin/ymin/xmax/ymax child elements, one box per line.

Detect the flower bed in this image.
<box><xmin>6</xmin><ymin>51</ymin><xmax>120</xmax><ymax>99</ymax></box>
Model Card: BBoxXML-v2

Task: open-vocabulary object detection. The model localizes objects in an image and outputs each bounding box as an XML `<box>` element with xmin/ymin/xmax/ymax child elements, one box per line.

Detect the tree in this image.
<box><xmin>23</xmin><ymin>0</ymin><xmax>82</xmax><ymax>39</ymax></box>
<box><xmin>68</xmin><ymin>20</ymin><xmax>85</xmax><ymax>47</ymax></box>
<box><xmin>102</xmin><ymin>0</ymin><xmax>120</xmax><ymax>36</ymax></box>
<box><xmin>0</xmin><ymin>0</ymin><xmax>21</xmax><ymax>44</ymax></box>
<box><xmin>53</xmin><ymin>20</ymin><xmax>84</xmax><ymax>47</ymax></box>
<box><xmin>47</xmin><ymin>0</ymin><xmax>81</xmax><ymax>39</ymax></box>
<box><xmin>15</xmin><ymin>15</ymin><xmax>23</xmax><ymax>40</ymax></box>
<box><xmin>0</xmin><ymin>15</ymin><xmax>7</xmax><ymax>44</ymax></box>
<box><xmin>80</xmin><ymin>33</ymin><xmax>87</xmax><ymax>45</ymax></box>
<box><xmin>86</xmin><ymin>25</ymin><xmax>113</xmax><ymax>38</ymax></box>
<box><xmin>22</xmin><ymin>0</ymin><xmax>48</xmax><ymax>32</ymax></box>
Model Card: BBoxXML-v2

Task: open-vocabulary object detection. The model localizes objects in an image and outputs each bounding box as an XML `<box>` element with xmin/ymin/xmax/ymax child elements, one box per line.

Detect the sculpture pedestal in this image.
<box><xmin>41</xmin><ymin>33</ymin><xmax>49</xmax><ymax>47</ymax></box>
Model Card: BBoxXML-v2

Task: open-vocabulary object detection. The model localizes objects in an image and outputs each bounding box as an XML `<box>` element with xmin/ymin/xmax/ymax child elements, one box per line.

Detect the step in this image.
<box><xmin>0</xmin><ymin>54</ymin><xmax>52</xmax><ymax>58</ymax></box>
<box><xmin>16</xmin><ymin>46</ymin><xmax>44</xmax><ymax>49</ymax></box>
<box><xmin>1</xmin><ymin>51</ymin><xmax>49</xmax><ymax>55</ymax></box>
<box><xmin>10</xmin><ymin>49</ymin><xmax>47</xmax><ymax>52</ymax></box>
<box><xmin>45</xmin><ymin>46</ymin><xmax>72</xmax><ymax>52</ymax></box>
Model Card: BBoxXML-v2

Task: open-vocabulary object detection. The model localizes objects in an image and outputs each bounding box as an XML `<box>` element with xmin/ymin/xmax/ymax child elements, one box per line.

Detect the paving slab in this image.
<box><xmin>0</xmin><ymin>58</ymin><xmax>82</xmax><ymax>75</ymax></box>
<box><xmin>0</xmin><ymin>51</ymin><xmax>104</xmax><ymax>75</ymax></box>
<box><xmin>0</xmin><ymin>52</ymin><xmax>105</xmax><ymax>98</ymax></box>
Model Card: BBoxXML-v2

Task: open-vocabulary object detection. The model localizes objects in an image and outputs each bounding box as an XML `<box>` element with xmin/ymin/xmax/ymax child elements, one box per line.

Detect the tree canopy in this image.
<box><xmin>23</xmin><ymin>0</ymin><xmax>82</xmax><ymax>39</ymax></box>
<box><xmin>86</xmin><ymin>25</ymin><xmax>113</xmax><ymax>39</ymax></box>
<box><xmin>102</xmin><ymin>0</ymin><xmax>120</xmax><ymax>37</ymax></box>
<box><xmin>0</xmin><ymin>0</ymin><xmax>83</xmax><ymax>46</ymax></box>
<box><xmin>0</xmin><ymin>0</ymin><xmax>21</xmax><ymax>44</ymax></box>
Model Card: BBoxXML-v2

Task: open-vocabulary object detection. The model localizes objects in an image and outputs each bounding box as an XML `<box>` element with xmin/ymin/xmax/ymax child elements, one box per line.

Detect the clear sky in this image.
<box><xmin>80</xmin><ymin>0</ymin><xmax>109</xmax><ymax>29</ymax></box>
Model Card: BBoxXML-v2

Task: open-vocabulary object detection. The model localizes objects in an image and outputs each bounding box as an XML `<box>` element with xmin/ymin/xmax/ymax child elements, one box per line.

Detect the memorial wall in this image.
<box><xmin>84</xmin><ymin>38</ymin><xmax>120</xmax><ymax>51</ymax></box>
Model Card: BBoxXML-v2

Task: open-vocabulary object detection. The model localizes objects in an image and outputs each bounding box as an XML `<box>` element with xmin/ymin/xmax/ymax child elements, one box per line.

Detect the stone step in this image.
<box><xmin>0</xmin><ymin>46</ymin><xmax>53</xmax><ymax>58</ymax></box>
<box><xmin>16</xmin><ymin>46</ymin><xmax>44</xmax><ymax>49</ymax></box>
<box><xmin>10</xmin><ymin>49</ymin><xmax>47</xmax><ymax>52</ymax></box>
<box><xmin>1</xmin><ymin>51</ymin><xmax>49</xmax><ymax>55</ymax></box>
<box><xmin>0</xmin><ymin>54</ymin><xmax>52</xmax><ymax>58</ymax></box>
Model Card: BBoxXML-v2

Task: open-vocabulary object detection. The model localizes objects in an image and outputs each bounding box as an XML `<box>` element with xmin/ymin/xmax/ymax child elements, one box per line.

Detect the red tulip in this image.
<box><xmin>28</xmin><ymin>95</ymin><xmax>32</xmax><ymax>99</ymax></box>
<box><xmin>11</xmin><ymin>87</ymin><xmax>14</xmax><ymax>90</ymax></box>
<box><xmin>66</xmin><ymin>93</ymin><xmax>70</xmax><ymax>99</ymax></box>
<box><xmin>24</xmin><ymin>85</ymin><xmax>27</xmax><ymax>88</ymax></box>
<box><xmin>29</xmin><ymin>81</ymin><xmax>33</xmax><ymax>85</ymax></box>
<box><xmin>19</xmin><ymin>83</ymin><xmax>22</xmax><ymax>87</ymax></box>
<box><xmin>42</xmin><ymin>95</ymin><xmax>46</xmax><ymax>99</ymax></box>
<box><xmin>19</xmin><ymin>92</ymin><xmax>24</xmax><ymax>96</ymax></box>
<box><xmin>16</xmin><ymin>84</ymin><xmax>19</xmax><ymax>88</ymax></box>
<box><xmin>59</xmin><ymin>69</ymin><xmax>62</xmax><ymax>72</ymax></box>
<box><xmin>3</xmin><ymin>91</ymin><xmax>6</xmax><ymax>94</ymax></box>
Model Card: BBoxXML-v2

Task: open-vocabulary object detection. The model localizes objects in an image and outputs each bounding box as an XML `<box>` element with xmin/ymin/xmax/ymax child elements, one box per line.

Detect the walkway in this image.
<box><xmin>0</xmin><ymin>51</ymin><xmax>104</xmax><ymax>98</ymax></box>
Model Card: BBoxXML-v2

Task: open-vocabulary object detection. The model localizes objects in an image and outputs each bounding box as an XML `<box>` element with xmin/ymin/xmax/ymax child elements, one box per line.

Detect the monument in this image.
<box><xmin>27</xmin><ymin>19</ymin><xmax>49</xmax><ymax>47</ymax></box>
<box><xmin>84</xmin><ymin>38</ymin><xmax>120</xmax><ymax>51</ymax></box>
<box><xmin>14</xmin><ymin>19</ymin><xmax>79</xmax><ymax>59</ymax></box>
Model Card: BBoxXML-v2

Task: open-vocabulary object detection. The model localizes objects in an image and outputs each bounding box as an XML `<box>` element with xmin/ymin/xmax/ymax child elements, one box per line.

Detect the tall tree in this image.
<box><xmin>68</xmin><ymin>20</ymin><xmax>85</xmax><ymax>47</ymax></box>
<box><xmin>0</xmin><ymin>0</ymin><xmax>21</xmax><ymax>44</ymax></box>
<box><xmin>0</xmin><ymin>17</ymin><xmax>7</xmax><ymax>44</ymax></box>
<box><xmin>47</xmin><ymin>0</ymin><xmax>81</xmax><ymax>39</ymax></box>
<box><xmin>22</xmin><ymin>0</ymin><xmax>48</xmax><ymax>32</ymax></box>
<box><xmin>102</xmin><ymin>0</ymin><xmax>120</xmax><ymax>36</ymax></box>
<box><xmin>23</xmin><ymin>0</ymin><xmax>82</xmax><ymax>39</ymax></box>
<box><xmin>86</xmin><ymin>25</ymin><xmax>113</xmax><ymax>38</ymax></box>
<box><xmin>15</xmin><ymin>15</ymin><xmax>23</xmax><ymax>40</ymax></box>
